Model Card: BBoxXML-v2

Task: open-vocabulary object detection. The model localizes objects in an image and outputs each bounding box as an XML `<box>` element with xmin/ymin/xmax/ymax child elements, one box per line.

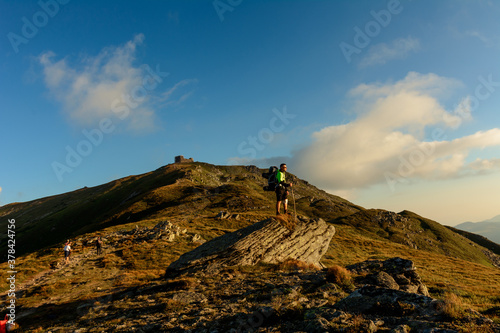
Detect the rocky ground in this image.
<box><xmin>34</xmin><ymin>257</ymin><xmax>498</xmax><ymax>333</ymax></box>
<box><xmin>6</xmin><ymin>218</ymin><xmax>500</xmax><ymax>332</ymax></box>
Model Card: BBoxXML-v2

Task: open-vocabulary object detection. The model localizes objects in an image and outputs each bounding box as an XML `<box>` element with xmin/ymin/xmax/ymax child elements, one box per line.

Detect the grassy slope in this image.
<box><xmin>0</xmin><ymin>162</ymin><xmax>362</xmax><ymax>258</ymax></box>
<box><xmin>1</xmin><ymin>162</ymin><xmax>499</xmax><ymax>328</ymax></box>
<box><xmin>446</xmin><ymin>225</ymin><xmax>500</xmax><ymax>255</ymax></box>
<box><xmin>1</xmin><ymin>162</ymin><xmax>497</xmax><ymax>267</ymax></box>
<box><xmin>0</xmin><ymin>165</ymin><xmax>187</xmax><ymax>257</ymax></box>
<box><xmin>2</xmin><ymin>216</ymin><xmax>499</xmax><ymax>330</ymax></box>
<box><xmin>322</xmin><ymin>224</ymin><xmax>500</xmax><ymax>314</ymax></box>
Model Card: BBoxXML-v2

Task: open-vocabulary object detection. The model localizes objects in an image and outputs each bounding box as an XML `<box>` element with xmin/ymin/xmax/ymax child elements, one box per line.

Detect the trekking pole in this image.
<box><xmin>292</xmin><ymin>187</ymin><xmax>297</xmax><ymax>222</ymax></box>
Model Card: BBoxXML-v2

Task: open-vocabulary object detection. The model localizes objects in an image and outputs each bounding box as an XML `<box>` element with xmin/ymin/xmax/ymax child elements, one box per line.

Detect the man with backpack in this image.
<box><xmin>275</xmin><ymin>163</ymin><xmax>292</xmax><ymax>215</ymax></box>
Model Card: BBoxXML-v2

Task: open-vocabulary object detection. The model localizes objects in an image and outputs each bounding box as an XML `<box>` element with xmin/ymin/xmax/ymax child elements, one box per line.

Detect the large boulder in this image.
<box><xmin>165</xmin><ymin>216</ymin><xmax>335</xmax><ymax>276</ymax></box>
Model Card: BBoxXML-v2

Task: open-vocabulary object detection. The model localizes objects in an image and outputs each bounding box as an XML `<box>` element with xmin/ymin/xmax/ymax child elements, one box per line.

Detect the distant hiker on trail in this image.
<box><xmin>95</xmin><ymin>236</ymin><xmax>103</xmax><ymax>256</ymax></box>
<box><xmin>0</xmin><ymin>314</ymin><xmax>13</xmax><ymax>332</ymax></box>
<box><xmin>64</xmin><ymin>241</ymin><xmax>72</xmax><ymax>264</ymax></box>
<box><xmin>275</xmin><ymin>163</ymin><xmax>292</xmax><ymax>215</ymax></box>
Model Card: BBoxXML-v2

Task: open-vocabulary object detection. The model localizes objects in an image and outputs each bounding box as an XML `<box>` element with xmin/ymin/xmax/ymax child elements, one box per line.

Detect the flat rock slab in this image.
<box><xmin>166</xmin><ymin>216</ymin><xmax>335</xmax><ymax>276</ymax></box>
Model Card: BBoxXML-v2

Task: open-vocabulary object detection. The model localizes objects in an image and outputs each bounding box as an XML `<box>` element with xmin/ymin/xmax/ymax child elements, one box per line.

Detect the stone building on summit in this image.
<box><xmin>175</xmin><ymin>155</ymin><xmax>194</xmax><ymax>163</ymax></box>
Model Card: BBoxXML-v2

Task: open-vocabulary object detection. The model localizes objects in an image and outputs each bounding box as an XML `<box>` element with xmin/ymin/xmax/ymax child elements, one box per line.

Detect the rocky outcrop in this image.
<box><xmin>335</xmin><ymin>285</ymin><xmax>439</xmax><ymax>317</ymax></box>
<box><xmin>46</xmin><ymin>258</ymin><xmax>498</xmax><ymax>333</ymax></box>
<box><xmin>78</xmin><ymin>220</ymin><xmax>203</xmax><ymax>248</ymax></box>
<box><xmin>482</xmin><ymin>249</ymin><xmax>500</xmax><ymax>268</ymax></box>
<box><xmin>49</xmin><ymin>221</ymin><xmax>204</xmax><ymax>269</ymax></box>
<box><xmin>372</xmin><ymin>210</ymin><xmax>408</xmax><ymax>226</ymax></box>
<box><xmin>331</xmin><ymin>257</ymin><xmax>495</xmax><ymax>331</ymax></box>
<box><xmin>347</xmin><ymin>257</ymin><xmax>430</xmax><ymax>296</ymax></box>
<box><xmin>165</xmin><ymin>216</ymin><xmax>335</xmax><ymax>276</ymax></box>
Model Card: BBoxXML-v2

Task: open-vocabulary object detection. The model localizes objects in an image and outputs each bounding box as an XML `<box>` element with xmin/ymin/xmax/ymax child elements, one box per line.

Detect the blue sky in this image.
<box><xmin>1</xmin><ymin>0</ymin><xmax>500</xmax><ymax>225</ymax></box>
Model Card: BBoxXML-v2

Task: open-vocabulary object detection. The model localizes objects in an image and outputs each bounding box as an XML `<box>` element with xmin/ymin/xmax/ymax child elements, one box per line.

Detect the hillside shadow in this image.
<box><xmin>15</xmin><ymin>283</ymin><xmax>164</xmax><ymax>331</ymax></box>
<box><xmin>16</xmin><ymin>281</ymin><xmax>279</xmax><ymax>332</ymax></box>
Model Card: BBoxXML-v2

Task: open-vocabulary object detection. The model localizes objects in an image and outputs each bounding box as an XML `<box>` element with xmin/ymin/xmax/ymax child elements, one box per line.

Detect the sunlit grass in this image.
<box><xmin>0</xmin><ymin>163</ymin><xmax>499</xmax><ymax>329</ymax></box>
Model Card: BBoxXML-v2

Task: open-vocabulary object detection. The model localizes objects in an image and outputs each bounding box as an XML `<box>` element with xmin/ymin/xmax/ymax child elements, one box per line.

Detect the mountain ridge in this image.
<box><xmin>1</xmin><ymin>161</ymin><xmax>498</xmax><ymax>268</ymax></box>
<box><xmin>0</xmin><ymin>162</ymin><xmax>362</xmax><ymax>259</ymax></box>
<box><xmin>482</xmin><ymin>214</ymin><xmax>500</xmax><ymax>223</ymax></box>
<box><xmin>455</xmin><ymin>216</ymin><xmax>500</xmax><ymax>244</ymax></box>
<box><xmin>1</xmin><ymin>161</ymin><xmax>500</xmax><ymax>331</ymax></box>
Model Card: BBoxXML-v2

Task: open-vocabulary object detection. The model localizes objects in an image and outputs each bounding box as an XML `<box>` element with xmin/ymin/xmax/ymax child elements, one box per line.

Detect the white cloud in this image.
<box><xmin>359</xmin><ymin>37</ymin><xmax>420</xmax><ymax>68</ymax></box>
<box><xmin>289</xmin><ymin>72</ymin><xmax>500</xmax><ymax>191</ymax></box>
<box><xmin>466</xmin><ymin>30</ymin><xmax>500</xmax><ymax>48</ymax></box>
<box><xmin>158</xmin><ymin>79</ymin><xmax>198</xmax><ymax>108</ymax></box>
<box><xmin>39</xmin><ymin>34</ymin><xmax>195</xmax><ymax>132</ymax></box>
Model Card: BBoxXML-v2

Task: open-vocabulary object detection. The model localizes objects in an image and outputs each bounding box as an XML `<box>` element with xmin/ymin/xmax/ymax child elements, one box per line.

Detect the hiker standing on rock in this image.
<box><xmin>276</xmin><ymin>163</ymin><xmax>292</xmax><ymax>215</ymax></box>
<box><xmin>63</xmin><ymin>240</ymin><xmax>72</xmax><ymax>264</ymax></box>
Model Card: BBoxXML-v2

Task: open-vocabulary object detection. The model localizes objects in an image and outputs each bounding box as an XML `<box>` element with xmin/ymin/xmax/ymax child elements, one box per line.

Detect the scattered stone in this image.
<box><xmin>372</xmin><ymin>271</ymin><xmax>399</xmax><ymax>290</ymax></box>
<box><xmin>347</xmin><ymin>257</ymin><xmax>430</xmax><ymax>296</ymax></box>
<box><xmin>163</xmin><ymin>233</ymin><xmax>176</xmax><ymax>242</ymax></box>
<box><xmin>391</xmin><ymin>324</ymin><xmax>411</xmax><ymax>333</ymax></box>
<box><xmin>334</xmin><ymin>285</ymin><xmax>439</xmax><ymax>317</ymax></box>
<box><xmin>216</xmin><ymin>211</ymin><xmax>231</xmax><ymax>219</ymax></box>
<box><xmin>172</xmin><ymin>291</ymin><xmax>207</xmax><ymax>304</ymax></box>
<box><xmin>25</xmin><ymin>258</ymin><xmax>500</xmax><ymax>332</ymax></box>
<box><xmin>50</xmin><ymin>260</ymin><xmax>62</xmax><ymax>270</ymax></box>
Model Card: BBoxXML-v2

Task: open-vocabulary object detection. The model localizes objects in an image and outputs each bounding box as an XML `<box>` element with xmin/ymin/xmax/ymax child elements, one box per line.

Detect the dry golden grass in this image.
<box><xmin>274</xmin><ymin>214</ymin><xmax>297</xmax><ymax>230</ymax></box>
<box><xmin>326</xmin><ymin>265</ymin><xmax>353</xmax><ymax>288</ymax></box>
<box><xmin>438</xmin><ymin>292</ymin><xmax>467</xmax><ymax>320</ymax></box>
<box><xmin>278</xmin><ymin>258</ymin><xmax>320</xmax><ymax>271</ymax></box>
<box><xmin>323</xmin><ymin>225</ymin><xmax>500</xmax><ymax>319</ymax></box>
<box><xmin>2</xmin><ymin>191</ymin><xmax>499</xmax><ymax>330</ymax></box>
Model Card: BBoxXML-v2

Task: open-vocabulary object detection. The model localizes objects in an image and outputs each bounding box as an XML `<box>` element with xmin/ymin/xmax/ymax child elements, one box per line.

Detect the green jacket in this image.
<box><xmin>276</xmin><ymin>171</ymin><xmax>289</xmax><ymax>187</ymax></box>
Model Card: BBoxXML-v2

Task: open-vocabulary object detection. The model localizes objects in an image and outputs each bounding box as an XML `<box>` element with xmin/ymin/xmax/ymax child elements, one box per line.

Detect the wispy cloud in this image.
<box><xmin>282</xmin><ymin>72</ymin><xmax>500</xmax><ymax>191</ymax></box>
<box><xmin>466</xmin><ymin>30</ymin><xmax>500</xmax><ymax>48</ymax></box>
<box><xmin>38</xmin><ymin>34</ymin><xmax>196</xmax><ymax>132</ymax></box>
<box><xmin>359</xmin><ymin>37</ymin><xmax>420</xmax><ymax>68</ymax></box>
<box><xmin>158</xmin><ymin>79</ymin><xmax>198</xmax><ymax>108</ymax></box>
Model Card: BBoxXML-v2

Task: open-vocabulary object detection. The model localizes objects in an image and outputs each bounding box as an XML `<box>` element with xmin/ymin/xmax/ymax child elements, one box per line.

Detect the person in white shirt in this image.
<box><xmin>64</xmin><ymin>241</ymin><xmax>72</xmax><ymax>263</ymax></box>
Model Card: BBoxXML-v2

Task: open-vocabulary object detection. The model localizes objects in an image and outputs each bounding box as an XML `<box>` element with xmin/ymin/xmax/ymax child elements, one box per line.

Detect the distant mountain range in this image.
<box><xmin>455</xmin><ymin>215</ymin><xmax>500</xmax><ymax>244</ymax></box>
